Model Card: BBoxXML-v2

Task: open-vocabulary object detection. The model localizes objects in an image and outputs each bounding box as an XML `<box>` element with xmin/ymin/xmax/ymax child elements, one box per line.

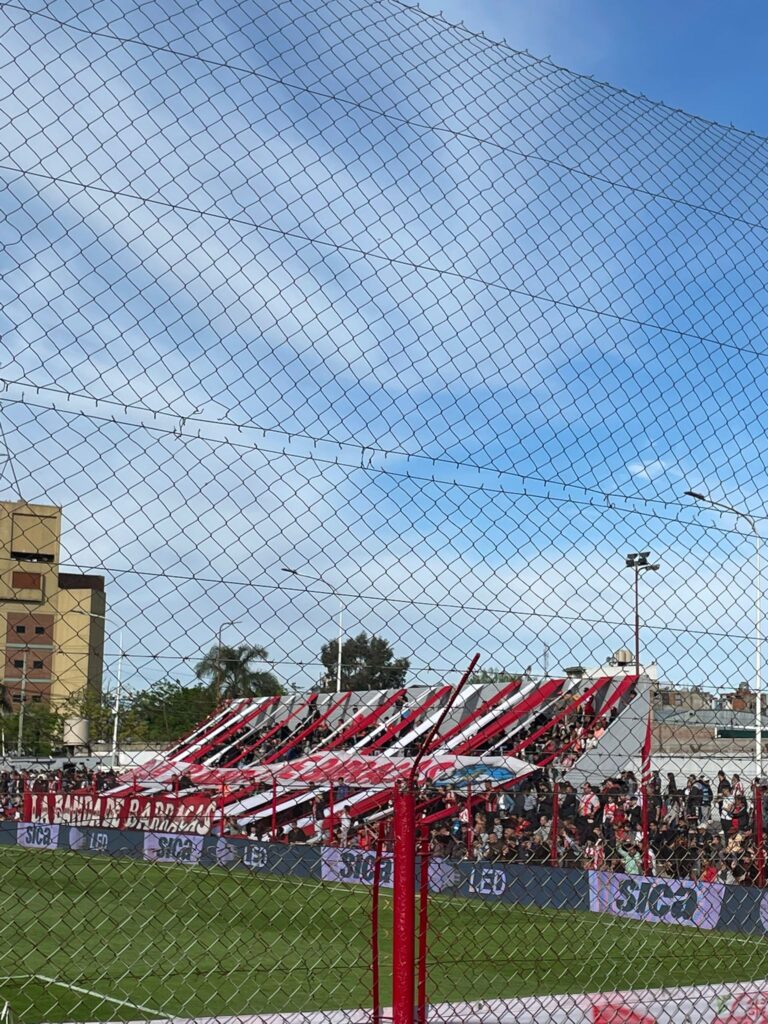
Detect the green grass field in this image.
<box><xmin>0</xmin><ymin>845</ymin><xmax>766</xmax><ymax>1022</ymax></box>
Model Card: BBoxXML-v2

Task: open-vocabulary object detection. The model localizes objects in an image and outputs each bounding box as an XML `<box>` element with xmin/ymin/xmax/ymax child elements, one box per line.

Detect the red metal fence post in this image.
<box><xmin>392</xmin><ymin>783</ymin><xmax>416</xmax><ymax>1024</ymax></box>
<box><xmin>550</xmin><ymin>780</ymin><xmax>559</xmax><ymax>867</ymax></box>
<box><xmin>466</xmin><ymin>782</ymin><xmax>473</xmax><ymax>859</ymax></box>
<box><xmin>328</xmin><ymin>782</ymin><xmax>335</xmax><ymax>845</ymax></box>
<box><xmin>417</xmin><ymin>822</ymin><xmax>429</xmax><ymax>1024</ymax></box>
<box><xmin>755</xmin><ymin>782</ymin><xmax>765</xmax><ymax>888</ymax></box>
<box><xmin>640</xmin><ymin>781</ymin><xmax>651</xmax><ymax>875</ymax></box>
<box><xmin>271</xmin><ymin>776</ymin><xmax>278</xmax><ymax>842</ymax></box>
<box><xmin>371</xmin><ymin>821</ymin><xmax>385</xmax><ymax>1024</ymax></box>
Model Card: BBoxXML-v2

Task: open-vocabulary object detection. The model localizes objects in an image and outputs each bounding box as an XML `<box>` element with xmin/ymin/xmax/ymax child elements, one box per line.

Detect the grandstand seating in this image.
<box><xmin>117</xmin><ymin>672</ymin><xmax>641</xmax><ymax>837</ymax></box>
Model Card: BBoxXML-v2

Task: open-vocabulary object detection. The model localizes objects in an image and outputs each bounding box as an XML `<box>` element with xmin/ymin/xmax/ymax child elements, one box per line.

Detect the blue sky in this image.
<box><xmin>1</xmin><ymin>0</ymin><xmax>768</xmax><ymax>700</ymax></box>
<box><xmin>419</xmin><ymin>1</ymin><xmax>768</xmax><ymax>136</ymax></box>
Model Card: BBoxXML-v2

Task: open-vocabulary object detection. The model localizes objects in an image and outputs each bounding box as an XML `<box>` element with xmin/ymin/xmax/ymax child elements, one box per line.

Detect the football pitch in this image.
<box><xmin>0</xmin><ymin>845</ymin><xmax>765</xmax><ymax>1023</ymax></box>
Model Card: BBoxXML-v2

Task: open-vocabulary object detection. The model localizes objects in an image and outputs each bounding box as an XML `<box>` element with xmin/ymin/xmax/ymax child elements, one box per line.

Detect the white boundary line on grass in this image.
<box><xmin>34</xmin><ymin>975</ymin><xmax>169</xmax><ymax>1019</ymax></box>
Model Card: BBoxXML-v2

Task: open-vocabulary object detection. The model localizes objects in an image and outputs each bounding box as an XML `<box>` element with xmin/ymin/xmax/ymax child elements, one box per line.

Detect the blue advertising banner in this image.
<box><xmin>457</xmin><ymin>861</ymin><xmax>590</xmax><ymax>911</ymax></box>
<box><xmin>144</xmin><ymin>832</ymin><xmax>205</xmax><ymax>865</ymax></box>
<box><xmin>320</xmin><ymin>848</ymin><xmax>460</xmax><ymax>893</ymax></box>
<box><xmin>16</xmin><ymin>821</ymin><xmax>60</xmax><ymax>851</ymax></box>
<box><xmin>321</xmin><ymin>846</ymin><xmax>394</xmax><ymax>887</ymax></box>
<box><xmin>433</xmin><ymin>765</ymin><xmax>519</xmax><ymax>788</ymax></box>
<box><xmin>588</xmin><ymin>871</ymin><xmax>725</xmax><ymax>930</ymax></box>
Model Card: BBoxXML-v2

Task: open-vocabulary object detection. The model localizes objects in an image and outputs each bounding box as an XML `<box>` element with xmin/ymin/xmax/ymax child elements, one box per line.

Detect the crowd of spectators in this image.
<box><xmin>419</xmin><ymin>769</ymin><xmax>768</xmax><ymax>884</ymax></box>
<box><xmin>267</xmin><ymin>768</ymin><xmax>768</xmax><ymax>886</ymax></box>
<box><xmin>0</xmin><ymin>764</ymin><xmax>120</xmax><ymax>820</ymax></box>
<box><xmin>10</xmin><ymin>757</ymin><xmax>768</xmax><ymax>888</ymax></box>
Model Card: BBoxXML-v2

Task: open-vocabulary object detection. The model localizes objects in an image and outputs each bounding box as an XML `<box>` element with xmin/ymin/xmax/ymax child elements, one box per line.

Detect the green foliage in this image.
<box><xmin>126</xmin><ymin>678</ymin><xmax>218</xmax><ymax>744</ymax></box>
<box><xmin>60</xmin><ymin>691</ymin><xmax>115</xmax><ymax>746</ymax></box>
<box><xmin>468</xmin><ymin>668</ymin><xmax>522</xmax><ymax>687</ymax></box>
<box><xmin>2</xmin><ymin>641</ymin><xmax>286</xmax><ymax>754</ymax></box>
<box><xmin>195</xmin><ymin>644</ymin><xmax>284</xmax><ymax>700</ymax></box>
<box><xmin>319</xmin><ymin>632</ymin><xmax>409</xmax><ymax>691</ymax></box>
<box><xmin>5</xmin><ymin>704</ymin><xmax>63</xmax><ymax>757</ymax></box>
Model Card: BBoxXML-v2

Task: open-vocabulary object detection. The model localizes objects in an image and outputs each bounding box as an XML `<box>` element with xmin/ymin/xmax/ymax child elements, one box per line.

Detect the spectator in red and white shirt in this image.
<box><xmin>576</xmin><ymin>784</ymin><xmax>600</xmax><ymax>841</ymax></box>
<box><xmin>601</xmin><ymin>797</ymin><xmax>618</xmax><ymax>844</ymax></box>
<box><xmin>584</xmin><ymin>837</ymin><xmax>605</xmax><ymax>870</ymax></box>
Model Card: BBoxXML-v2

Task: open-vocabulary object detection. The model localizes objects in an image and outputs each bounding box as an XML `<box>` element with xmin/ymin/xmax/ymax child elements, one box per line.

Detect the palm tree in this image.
<box><xmin>195</xmin><ymin>644</ymin><xmax>283</xmax><ymax>700</ymax></box>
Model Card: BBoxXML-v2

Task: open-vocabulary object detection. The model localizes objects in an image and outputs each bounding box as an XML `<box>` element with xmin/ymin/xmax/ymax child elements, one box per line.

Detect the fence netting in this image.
<box><xmin>2</xmin><ymin>0</ymin><xmax>768</xmax><ymax>1021</ymax></box>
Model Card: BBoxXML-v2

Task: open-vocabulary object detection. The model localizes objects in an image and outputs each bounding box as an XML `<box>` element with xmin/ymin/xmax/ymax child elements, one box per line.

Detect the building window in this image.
<box><xmin>11</xmin><ymin>694</ymin><xmax>22</xmax><ymax>703</ymax></box>
<box><xmin>15</xmin><ymin>626</ymin><xmax>25</xmax><ymax>634</ymax></box>
<box><xmin>13</xmin><ymin>660</ymin><xmax>23</xmax><ymax>669</ymax></box>
<box><xmin>12</xmin><ymin>572</ymin><xmax>41</xmax><ymax>589</ymax></box>
<box><xmin>31</xmin><ymin>695</ymin><xmax>42</xmax><ymax>703</ymax></box>
<box><xmin>33</xmin><ymin>660</ymin><xmax>43</xmax><ymax>670</ymax></box>
<box><xmin>34</xmin><ymin>626</ymin><xmax>44</xmax><ymax>635</ymax></box>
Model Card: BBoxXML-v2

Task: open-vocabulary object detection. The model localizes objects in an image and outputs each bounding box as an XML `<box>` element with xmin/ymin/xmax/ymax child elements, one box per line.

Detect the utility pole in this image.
<box><xmin>110</xmin><ymin>630</ymin><xmax>124</xmax><ymax>769</ymax></box>
<box><xmin>16</xmin><ymin>650</ymin><xmax>28</xmax><ymax>757</ymax></box>
<box><xmin>215</xmin><ymin>620</ymin><xmax>241</xmax><ymax>704</ymax></box>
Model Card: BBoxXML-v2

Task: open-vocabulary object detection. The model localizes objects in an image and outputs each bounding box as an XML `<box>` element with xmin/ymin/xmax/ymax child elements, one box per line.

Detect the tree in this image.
<box><xmin>195</xmin><ymin>644</ymin><xmax>284</xmax><ymax>700</ymax></box>
<box><xmin>60</xmin><ymin>690</ymin><xmax>115</xmax><ymax>746</ymax></box>
<box><xmin>6</xmin><ymin>703</ymin><xmax>62</xmax><ymax>757</ymax></box>
<box><xmin>319</xmin><ymin>632</ymin><xmax>409</xmax><ymax>691</ymax></box>
<box><xmin>468</xmin><ymin>668</ymin><xmax>523</xmax><ymax>687</ymax></box>
<box><xmin>126</xmin><ymin>678</ymin><xmax>218</xmax><ymax>743</ymax></box>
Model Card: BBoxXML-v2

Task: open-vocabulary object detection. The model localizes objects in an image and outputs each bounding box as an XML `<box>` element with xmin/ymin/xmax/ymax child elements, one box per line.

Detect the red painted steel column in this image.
<box><xmin>328</xmin><ymin>782</ymin><xmax>335</xmax><ymax>845</ymax></box>
<box><xmin>416</xmin><ymin>822</ymin><xmax>429</xmax><ymax>1024</ymax></box>
<box><xmin>392</xmin><ymin>783</ymin><xmax>416</xmax><ymax>1024</ymax></box>
<box><xmin>641</xmin><ymin>781</ymin><xmax>651</xmax><ymax>875</ymax></box>
<box><xmin>271</xmin><ymin>776</ymin><xmax>278</xmax><ymax>842</ymax></box>
<box><xmin>755</xmin><ymin>782</ymin><xmax>765</xmax><ymax>888</ymax></box>
<box><xmin>466</xmin><ymin>782</ymin><xmax>473</xmax><ymax>859</ymax></box>
<box><xmin>550</xmin><ymin>781</ymin><xmax>559</xmax><ymax>867</ymax></box>
<box><xmin>371</xmin><ymin>821</ymin><xmax>385</xmax><ymax>1024</ymax></box>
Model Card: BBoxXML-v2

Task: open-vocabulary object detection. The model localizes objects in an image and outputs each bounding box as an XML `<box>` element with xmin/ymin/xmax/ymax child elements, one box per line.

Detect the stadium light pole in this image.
<box><xmin>75</xmin><ymin>610</ymin><xmax>122</xmax><ymax>768</ymax></box>
<box><xmin>685</xmin><ymin>490</ymin><xmax>762</xmax><ymax>777</ymax></box>
<box><xmin>624</xmin><ymin>552</ymin><xmax>660</xmax><ymax>677</ymax></box>
<box><xmin>625</xmin><ymin>553</ymin><xmax>659</xmax><ymax>877</ymax></box>
<box><xmin>282</xmin><ymin>567</ymin><xmax>344</xmax><ymax>693</ymax></box>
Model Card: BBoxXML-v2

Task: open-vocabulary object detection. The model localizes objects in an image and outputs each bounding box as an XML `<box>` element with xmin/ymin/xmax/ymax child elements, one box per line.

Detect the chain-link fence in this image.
<box><xmin>2</xmin><ymin>0</ymin><xmax>768</xmax><ymax>1021</ymax></box>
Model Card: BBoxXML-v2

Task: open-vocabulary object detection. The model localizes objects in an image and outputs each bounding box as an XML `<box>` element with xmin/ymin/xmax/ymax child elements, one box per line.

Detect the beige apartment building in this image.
<box><xmin>0</xmin><ymin>500</ymin><xmax>104</xmax><ymax>709</ymax></box>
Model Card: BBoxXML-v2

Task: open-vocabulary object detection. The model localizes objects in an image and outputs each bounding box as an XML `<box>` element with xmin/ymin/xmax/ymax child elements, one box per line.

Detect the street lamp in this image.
<box><xmin>215</xmin><ymin>619</ymin><xmax>242</xmax><ymax>704</ymax></box>
<box><xmin>684</xmin><ymin>490</ymin><xmax>762</xmax><ymax>776</ymax></box>
<box><xmin>281</xmin><ymin>567</ymin><xmax>344</xmax><ymax>693</ymax></box>
<box><xmin>624</xmin><ymin>552</ymin><xmax>660</xmax><ymax>678</ymax></box>
<box><xmin>75</xmin><ymin>611</ymin><xmax>122</xmax><ymax>768</ymax></box>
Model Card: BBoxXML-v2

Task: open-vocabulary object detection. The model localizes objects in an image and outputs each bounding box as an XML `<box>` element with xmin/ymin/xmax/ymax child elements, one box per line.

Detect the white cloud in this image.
<box><xmin>627</xmin><ymin>458</ymin><xmax>679</xmax><ymax>482</ymax></box>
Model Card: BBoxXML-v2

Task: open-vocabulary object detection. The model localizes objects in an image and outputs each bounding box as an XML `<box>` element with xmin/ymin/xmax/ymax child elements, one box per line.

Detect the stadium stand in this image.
<box><xmin>103</xmin><ymin>671</ymin><xmax>643</xmax><ymax>837</ymax></box>
<box><xmin>12</xmin><ymin>674</ymin><xmax>768</xmax><ymax>885</ymax></box>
